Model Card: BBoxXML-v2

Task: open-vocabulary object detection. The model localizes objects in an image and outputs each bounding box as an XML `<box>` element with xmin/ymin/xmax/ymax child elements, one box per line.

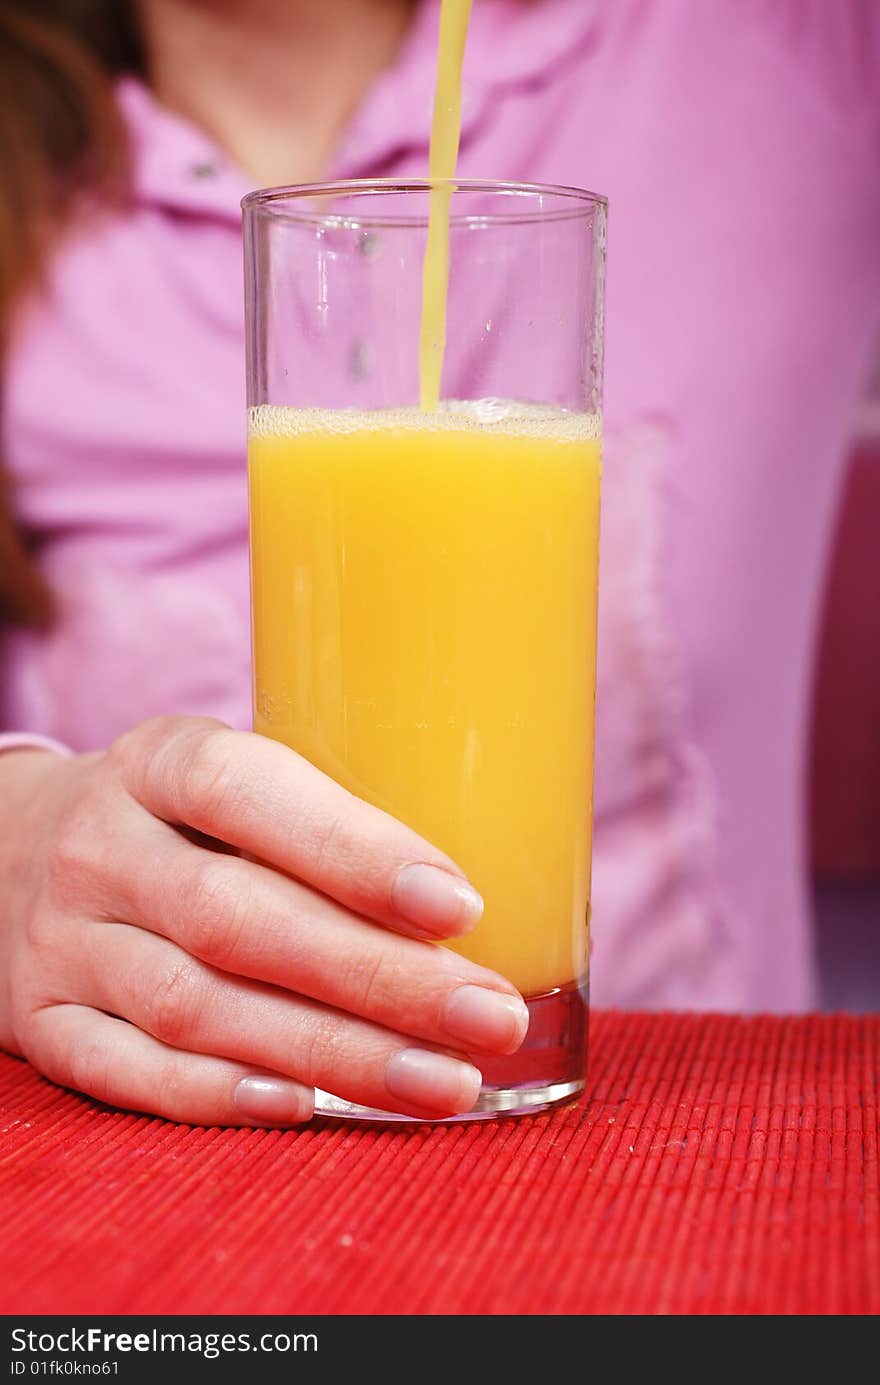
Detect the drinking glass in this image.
<box><xmin>243</xmin><ymin>180</ymin><xmax>606</xmax><ymax>1119</ymax></box>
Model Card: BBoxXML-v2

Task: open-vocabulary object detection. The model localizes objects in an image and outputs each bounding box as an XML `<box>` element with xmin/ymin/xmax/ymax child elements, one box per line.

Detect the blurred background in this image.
<box><xmin>0</xmin><ymin>0</ymin><xmax>877</xmax><ymax>1014</ymax></box>
<box><xmin>811</xmin><ymin>358</ymin><xmax>880</xmax><ymax>1010</ymax></box>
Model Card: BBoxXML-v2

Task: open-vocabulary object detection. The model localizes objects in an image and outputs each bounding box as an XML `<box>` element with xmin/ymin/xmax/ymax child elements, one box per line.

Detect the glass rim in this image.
<box><xmin>241</xmin><ymin>177</ymin><xmax>607</xmax><ymax>229</ymax></box>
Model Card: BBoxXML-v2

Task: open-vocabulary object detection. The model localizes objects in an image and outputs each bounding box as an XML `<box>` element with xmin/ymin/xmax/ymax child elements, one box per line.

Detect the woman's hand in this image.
<box><xmin>0</xmin><ymin>717</ymin><xmax>527</xmax><ymax>1125</ymax></box>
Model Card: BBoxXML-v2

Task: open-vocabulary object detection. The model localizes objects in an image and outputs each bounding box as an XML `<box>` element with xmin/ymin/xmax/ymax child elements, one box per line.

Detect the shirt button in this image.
<box><xmin>348</xmin><ymin>340</ymin><xmax>374</xmax><ymax>379</ymax></box>
<box><xmin>190</xmin><ymin>161</ymin><xmax>217</xmax><ymax>179</ymax></box>
<box><xmin>359</xmin><ymin>231</ymin><xmax>382</xmax><ymax>259</ymax></box>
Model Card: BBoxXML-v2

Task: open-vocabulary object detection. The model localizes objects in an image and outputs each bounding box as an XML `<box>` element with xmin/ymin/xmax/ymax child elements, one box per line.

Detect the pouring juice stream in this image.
<box><xmin>418</xmin><ymin>0</ymin><xmax>472</xmax><ymax>411</ymax></box>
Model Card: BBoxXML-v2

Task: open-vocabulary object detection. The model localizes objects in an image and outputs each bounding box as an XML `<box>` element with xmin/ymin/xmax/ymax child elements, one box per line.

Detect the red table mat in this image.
<box><xmin>1</xmin><ymin>1011</ymin><xmax>877</xmax><ymax>1315</ymax></box>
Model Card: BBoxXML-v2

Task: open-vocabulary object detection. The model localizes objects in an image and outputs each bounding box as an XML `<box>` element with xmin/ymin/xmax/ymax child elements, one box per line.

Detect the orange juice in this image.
<box><xmin>248</xmin><ymin>403</ymin><xmax>601</xmax><ymax>996</ymax></box>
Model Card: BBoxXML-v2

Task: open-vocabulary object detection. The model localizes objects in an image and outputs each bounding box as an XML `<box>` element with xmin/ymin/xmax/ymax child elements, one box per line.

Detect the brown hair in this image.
<box><xmin>0</xmin><ymin>1</ymin><xmax>142</xmax><ymax>627</ymax></box>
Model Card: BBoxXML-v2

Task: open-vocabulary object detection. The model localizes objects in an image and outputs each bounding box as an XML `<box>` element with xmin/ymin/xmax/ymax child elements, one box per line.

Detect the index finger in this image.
<box><xmin>116</xmin><ymin>717</ymin><xmax>484</xmax><ymax>940</ymax></box>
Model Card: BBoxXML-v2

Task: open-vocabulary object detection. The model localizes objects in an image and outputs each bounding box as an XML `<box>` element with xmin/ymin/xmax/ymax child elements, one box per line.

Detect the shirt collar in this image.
<box><xmin>119</xmin><ymin>0</ymin><xmax>600</xmax><ymax>219</ymax></box>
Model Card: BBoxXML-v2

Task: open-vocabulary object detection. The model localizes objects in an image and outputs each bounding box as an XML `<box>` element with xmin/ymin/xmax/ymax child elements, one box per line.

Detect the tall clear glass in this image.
<box><xmin>243</xmin><ymin>180</ymin><xmax>606</xmax><ymax>1120</ymax></box>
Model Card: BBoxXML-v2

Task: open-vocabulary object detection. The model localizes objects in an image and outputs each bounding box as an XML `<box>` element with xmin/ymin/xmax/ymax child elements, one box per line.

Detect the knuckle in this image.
<box><xmin>67</xmin><ymin>1028</ymin><xmax>113</xmax><ymax>1105</ymax></box>
<box><xmin>176</xmin><ymin>727</ymin><xmax>243</xmax><ymax>824</ymax></box>
<box><xmin>307</xmin><ymin>800</ymin><xmax>382</xmax><ymax>894</ymax></box>
<box><xmin>146</xmin><ymin>957</ymin><xmax>205</xmax><ymax>1046</ymax></box>
<box><xmin>13</xmin><ymin>1006</ymin><xmax>47</xmax><ymax>1065</ymax></box>
<box><xmin>23</xmin><ymin>895</ymin><xmax>62</xmax><ymax>958</ymax></box>
<box><xmin>343</xmin><ymin>950</ymin><xmax>399</xmax><ymax>1018</ymax></box>
<box><xmin>294</xmin><ymin>1011</ymin><xmax>343</xmax><ymax>1087</ymax></box>
<box><xmin>153</xmin><ymin>1051</ymin><xmax>187</xmax><ymax>1115</ymax></box>
<box><xmin>307</xmin><ymin>797</ymin><xmax>407</xmax><ymax>903</ymax></box>
<box><xmin>45</xmin><ymin>809</ymin><xmax>104</xmax><ymax>905</ymax></box>
<box><xmin>112</xmin><ymin>716</ymin><xmax>227</xmax><ymax>803</ymax></box>
<box><xmin>107</xmin><ymin>716</ymin><xmax>179</xmax><ymax>779</ymax></box>
<box><xmin>181</xmin><ymin>859</ymin><xmax>249</xmax><ymax>968</ymax></box>
<box><xmin>105</xmin><ymin>724</ymin><xmax>144</xmax><ymax>775</ymax></box>
<box><xmin>310</xmin><ymin>810</ymin><xmax>346</xmax><ymax>878</ymax></box>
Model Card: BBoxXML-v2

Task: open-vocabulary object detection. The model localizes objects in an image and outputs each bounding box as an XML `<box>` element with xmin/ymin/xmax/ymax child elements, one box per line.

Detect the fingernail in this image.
<box><xmin>233</xmin><ymin>1076</ymin><xmax>313</xmax><ymax>1125</ymax></box>
<box><xmin>444</xmin><ymin>985</ymin><xmax>530</xmax><ymax>1055</ymax></box>
<box><xmin>392</xmin><ymin>863</ymin><xmax>483</xmax><ymax>936</ymax></box>
<box><xmin>385</xmin><ymin>1049</ymin><xmax>482</xmax><ymax>1113</ymax></box>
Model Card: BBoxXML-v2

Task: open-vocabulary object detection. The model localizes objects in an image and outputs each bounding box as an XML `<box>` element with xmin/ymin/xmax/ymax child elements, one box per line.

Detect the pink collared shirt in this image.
<box><xmin>3</xmin><ymin>0</ymin><xmax>879</xmax><ymax>1011</ymax></box>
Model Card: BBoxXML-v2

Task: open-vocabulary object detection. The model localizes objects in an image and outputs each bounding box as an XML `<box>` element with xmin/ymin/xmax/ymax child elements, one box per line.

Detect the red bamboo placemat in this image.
<box><xmin>1</xmin><ymin>1011</ymin><xmax>877</xmax><ymax>1315</ymax></box>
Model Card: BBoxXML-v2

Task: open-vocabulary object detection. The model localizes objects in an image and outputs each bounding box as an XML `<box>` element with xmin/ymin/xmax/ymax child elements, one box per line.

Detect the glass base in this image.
<box><xmin>314</xmin><ymin>976</ymin><xmax>588</xmax><ymax>1124</ymax></box>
